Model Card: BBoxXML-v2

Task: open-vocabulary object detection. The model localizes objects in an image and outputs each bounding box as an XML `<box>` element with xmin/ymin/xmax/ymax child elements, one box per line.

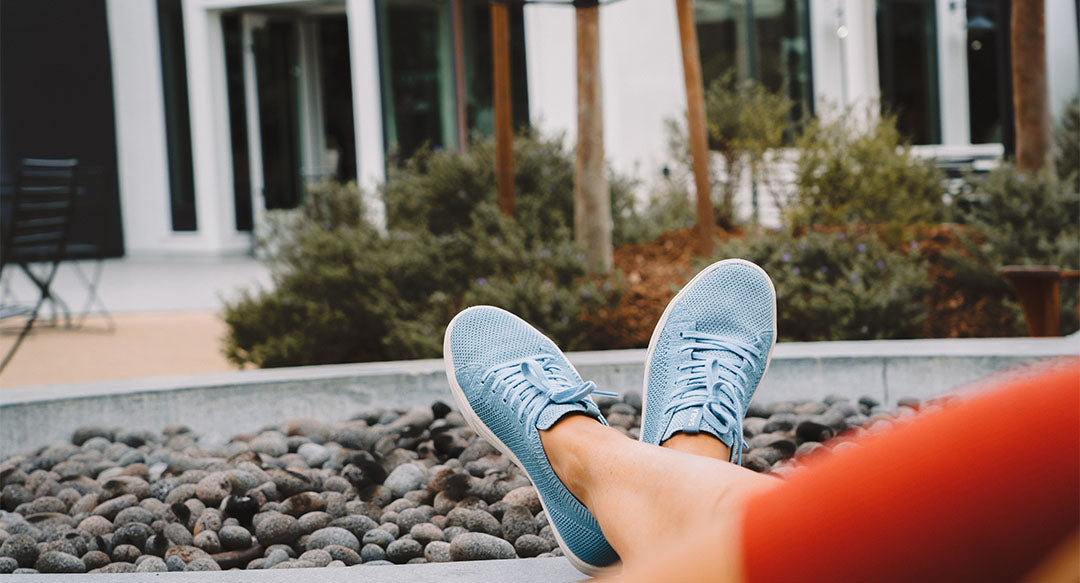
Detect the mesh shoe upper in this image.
<box><xmin>445</xmin><ymin>305</ymin><xmax>619</xmax><ymax>572</ymax></box>
<box><xmin>640</xmin><ymin>260</ymin><xmax>776</xmax><ymax>462</ymax></box>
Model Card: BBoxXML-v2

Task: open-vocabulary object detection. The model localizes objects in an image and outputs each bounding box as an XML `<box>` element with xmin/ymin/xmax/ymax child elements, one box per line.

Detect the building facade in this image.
<box><xmin>2</xmin><ymin>0</ymin><xmax>1077</xmax><ymax>257</ymax></box>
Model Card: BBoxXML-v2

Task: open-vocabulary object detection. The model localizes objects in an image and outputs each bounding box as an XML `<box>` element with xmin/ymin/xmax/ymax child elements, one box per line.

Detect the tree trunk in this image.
<box><xmin>575</xmin><ymin>3</ymin><xmax>612</xmax><ymax>274</ymax></box>
<box><xmin>492</xmin><ymin>1</ymin><xmax>514</xmax><ymax>215</ymax></box>
<box><xmin>1011</xmin><ymin>0</ymin><xmax>1053</xmax><ymax>174</ymax></box>
<box><xmin>675</xmin><ymin>0</ymin><xmax>715</xmax><ymax>257</ymax></box>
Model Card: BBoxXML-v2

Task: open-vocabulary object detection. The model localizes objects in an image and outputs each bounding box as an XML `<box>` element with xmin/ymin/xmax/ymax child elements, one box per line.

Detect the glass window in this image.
<box><xmin>377</xmin><ymin>0</ymin><xmax>528</xmax><ymax>159</ymax></box>
<box><xmin>877</xmin><ymin>0</ymin><xmax>941</xmax><ymax>144</ymax></box>
<box><xmin>460</xmin><ymin>0</ymin><xmax>530</xmax><ymax>137</ymax></box>
<box><xmin>157</xmin><ymin>0</ymin><xmax>197</xmax><ymax>231</ymax></box>
<box><xmin>319</xmin><ymin>15</ymin><xmax>358</xmax><ymax>182</ymax></box>
<box><xmin>378</xmin><ymin>0</ymin><xmax>456</xmax><ymax>157</ymax></box>
<box><xmin>222</xmin><ymin>14</ymin><xmax>252</xmax><ymax>232</ymax></box>
<box><xmin>966</xmin><ymin>0</ymin><xmax>1012</xmax><ymax>144</ymax></box>
<box><xmin>695</xmin><ymin>0</ymin><xmax>814</xmax><ymax>127</ymax></box>
<box><xmin>252</xmin><ymin>21</ymin><xmax>304</xmax><ymax>210</ymax></box>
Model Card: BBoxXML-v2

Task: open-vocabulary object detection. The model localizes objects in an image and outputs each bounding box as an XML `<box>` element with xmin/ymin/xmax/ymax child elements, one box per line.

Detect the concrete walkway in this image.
<box><xmin>0</xmin><ymin>257</ymin><xmax>269</xmax><ymax>388</ymax></box>
<box><xmin>2</xmin><ymin>256</ymin><xmax>272</xmax><ymax>313</ymax></box>
<box><xmin>0</xmin><ymin>313</ymin><xmax>242</xmax><ymax>388</ymax></box>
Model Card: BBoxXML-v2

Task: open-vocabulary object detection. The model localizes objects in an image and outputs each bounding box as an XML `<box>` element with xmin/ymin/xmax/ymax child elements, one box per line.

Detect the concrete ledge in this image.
<box><xmin>2</xmin><ymin>336</ymin><xmax>1076</xmax><ymax>456</ymax></box>
<box><xmin>2</xmin><ymin>557</ymin><xmax>584</xmax><ymax>582</ymax></box>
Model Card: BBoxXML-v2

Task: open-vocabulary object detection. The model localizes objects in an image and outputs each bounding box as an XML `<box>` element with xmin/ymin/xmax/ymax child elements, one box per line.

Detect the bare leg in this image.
<box><xmin>539</xmin><ymin>415</ymin><xmax>777</xmax><ymax>572</ymax></box>
<box><xmin>608</xmin><ymin>364</ymin><xmax>1080</xmax><ymax>582</ymax></box>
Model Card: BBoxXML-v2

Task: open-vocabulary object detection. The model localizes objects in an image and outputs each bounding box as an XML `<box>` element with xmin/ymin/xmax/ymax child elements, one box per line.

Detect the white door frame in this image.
<box><xmin>241</xmin><ymin>13</ymin><xmax>269</xmax><ymax>240</ymax></box>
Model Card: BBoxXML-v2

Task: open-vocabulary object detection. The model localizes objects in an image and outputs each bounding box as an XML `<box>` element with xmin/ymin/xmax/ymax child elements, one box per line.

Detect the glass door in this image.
<box><xmin>253</xmin><ymin>20</ymin><xmax>304</xmax><ymax>210</ymax></box>
<box><xmin>877</xmin><ymin>0</ymin><xmax>942</xmax><ymax>144</ymax></box>
<box><xmin>230</xmin><ymin>10</ymin><xmax>359</xmax><ymax>245</ymax></box>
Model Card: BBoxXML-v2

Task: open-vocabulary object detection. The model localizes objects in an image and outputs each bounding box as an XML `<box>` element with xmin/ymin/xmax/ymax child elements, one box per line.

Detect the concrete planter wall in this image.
<box><xmin>2</xmin><ymin>336</ymin><xmax>1075</xmax><ymax>458</ymax></box>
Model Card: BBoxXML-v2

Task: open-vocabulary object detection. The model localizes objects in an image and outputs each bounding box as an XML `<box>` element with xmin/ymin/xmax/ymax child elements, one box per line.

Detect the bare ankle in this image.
<box><xmin>661</xmin><ymin>432</ymin><xmax>733</xmax><ymax>461</ymax></box>
<box><xmin>539</xmin><ymin>414</ymin><xmax>621</xmax><ymax>505</ymax></box>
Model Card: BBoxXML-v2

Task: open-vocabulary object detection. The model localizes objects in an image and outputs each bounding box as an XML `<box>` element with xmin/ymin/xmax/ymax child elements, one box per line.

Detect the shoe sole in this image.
<box><xmin>639</xmin><ymin>258</ymin><xmax>778</xmax><ymax>447</ymax></box>
<box><xmin>443</xmin><ymin>305</ymin><xmax>610</xmax><ymax>576</ymax></box>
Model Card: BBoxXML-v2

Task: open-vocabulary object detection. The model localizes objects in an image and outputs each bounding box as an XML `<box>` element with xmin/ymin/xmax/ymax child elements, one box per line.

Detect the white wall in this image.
<box><xmin>599</xmin><ymin>0</ymin><xmax>686</xmax><ymax>187</ymax></box>
<box><xmin>524</xmin><ymin>4</ymin><xmax>577</xmax><ymax>146</ymax></box>
<box><xmin>525</xmin><ymin>0</ymin><xmax>686</xmax><ymax>192</ymax></box>
<box><xmin>1047</xmin><ymin>0</ymin><xmax>1080</xmax><ymax>120</ymax></box>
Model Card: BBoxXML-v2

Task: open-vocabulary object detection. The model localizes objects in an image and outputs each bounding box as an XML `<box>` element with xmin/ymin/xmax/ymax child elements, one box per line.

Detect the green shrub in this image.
<box><xmin>949</xmin><ymin>163</ymin><xmax>1080</xmax><ymax>334</ymax></box>
<box><xmin>224</xmin><ymin>139</ymin><xmax>622</xmax><ymax>368</ymax></box>
<box><xmin>612</xmin><ymin>182</ymin><xmax>697</xmax><ymax>246</ymax></box>
<box><xmin>705</xmin><ymin>71</ymin><xmax>795</xmax><ymax>227</ymax></box>
<box><xmin>611</xmin><ymin>120</ymin><xmax>707</xmax><ymax>245</ymax></box>
<box><xmin>786</xmin><ymin>110</ymin><xmax>946</xmax><ymax>228</ymax></box>
<box><xmin>385</xmin><ymin>128</ymin><xmax>655</xmax><ymax>249</ymax></box>
<box><xmin>708</xmin><ymin>227</ymin><xmax>931</xmax><ymax>341</ymax></box>
<box><xmin>1055</xmin><ymin>96</ymin><xmax>1079</xmax><ymax>191</ymax></box>
<box><xmin>384</xmin><ymin>130</ymin><xmax>578</xmax><ymax>244</ymax></box>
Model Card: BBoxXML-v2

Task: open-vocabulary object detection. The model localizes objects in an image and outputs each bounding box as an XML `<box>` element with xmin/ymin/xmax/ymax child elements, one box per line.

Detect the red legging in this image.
<box><xmin>741</xmin><ymin>361</ymin><xmax>1080</xmax><ymax>583</ymax></box>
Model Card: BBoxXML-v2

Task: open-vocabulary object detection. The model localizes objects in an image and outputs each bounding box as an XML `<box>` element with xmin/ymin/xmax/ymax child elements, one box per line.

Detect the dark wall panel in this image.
<box><xmin>1</xmin><ymin>0</ymin><xmax>124</xmax><ymax>256</ymax></box>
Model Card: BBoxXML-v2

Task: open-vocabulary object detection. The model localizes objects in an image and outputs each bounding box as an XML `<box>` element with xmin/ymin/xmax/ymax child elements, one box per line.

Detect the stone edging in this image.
<box><xmin>2</xmin><ymin>336</ymin><xmax>1076</xmax><ymax>457</ymax></box>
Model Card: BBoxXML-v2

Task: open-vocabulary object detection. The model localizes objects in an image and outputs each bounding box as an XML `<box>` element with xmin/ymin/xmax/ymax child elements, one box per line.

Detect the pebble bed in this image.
<box><xmin>0</xmin><ymin>392</ymin><xmax>937</xmax><ymax>574</ymax></box>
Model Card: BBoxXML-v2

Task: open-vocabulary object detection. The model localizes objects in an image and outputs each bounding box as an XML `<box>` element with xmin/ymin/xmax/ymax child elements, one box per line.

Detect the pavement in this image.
<box><xmin>0</xmin><ymin>256</ymin><xmax>271</xmax><ymax>389</ymax></box>
<box><xmin>0</xmin><ymin>556</ymin><xmax>586</xmax><ymax>582</ymax></box>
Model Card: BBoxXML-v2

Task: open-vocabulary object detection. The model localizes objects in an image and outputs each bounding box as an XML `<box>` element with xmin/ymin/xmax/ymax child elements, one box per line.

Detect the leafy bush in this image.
<box><xmin>612</xmin><ymin>182</ymin><xmax>697</xmax><ymax>246</ymax></box>
<box><xmin>386</xmin><ymin>128</ymin><xmax>659</xmax><ymax>249</ymax></box>
<box><xmin>786</xmin><ymin>110</ymin><xmax>946</xmax><ymax>228</ymax></box>
<box><xmin>1055</xmin><ymin>96</ymin><xmax>1079</xmax><ymax>191</ymax></box>
<box><xmin>611</xmin><ymin>120</ymin><xmax>709</xmax><ymax>245</ymax></box>
<box><xmin>948</xmin><ymin>163</ymin><xmax>1080</xmax><ymax>334</ymax></box>
<box><xmin>705</xmin><ymin>71</ymin><xmax>795</xmax><ymax>227</ymax></box>
<box><xmin>384</xmin><ymin>130</ymin><xmax>578</xmax><ymax>244</ymax></box>
<box><xmin>224</xmin><ymin>136</ymin><xmax>622</xmax><ymax>368</ymax></box>
<box><xmin>708</xmin><ymin>227</ymin><xmax>931</xmax><ymax>341</ymax></box>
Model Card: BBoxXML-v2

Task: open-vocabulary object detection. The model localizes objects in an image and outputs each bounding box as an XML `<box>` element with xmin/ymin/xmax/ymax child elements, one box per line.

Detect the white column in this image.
<box><xmin>810</xmin><ymin>0</ymin><xmax>879</xmax><ymax>126</ymax></box>
<box><xmin>810</xmin><ymin>0</ymin><xmax>845</xmax><ymax>112</ymax></box>
<box><xmin>207</xmin><ymin>10</ymin><xmax>244</xmax><ymax>249</ymax></box>
<box><xmin>182</xmin><ymin>1</ymin><xmax>243</xmax><ymax>254</ymax></box>
<box><xmin>105</xmin><ymin>0</ymin><xmax>174</xmax><ymax>256</ymax></box>
<box><xmin>844</xmin><ymin>0</ymin><xmax>880</xmax><ymax>110</ymax></box>
<box><xmin>937</xmin><ymin>0</ymin><xmax>970</xmax><ymax>145</ymax></box>
<box><xmin>345</xmin><ymin>0</ymin><xmax>386</xmax><ymax>229</ymax></box>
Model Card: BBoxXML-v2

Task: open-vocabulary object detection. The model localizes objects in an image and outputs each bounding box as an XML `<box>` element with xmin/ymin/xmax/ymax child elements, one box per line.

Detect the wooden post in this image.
<box><xmin>675</xmin><ymin>0</ymin><xmax>714</xmax><ymax>257</ymax></box>
<box><xmin>492</xmin><ymin>1</ymin><xmax>514</xmax><ymax>216</ymax></box>
<box><xmin>1011</xmin><ymin>0</ymin><xmax>1053</xmax><ymax>174</ymax></box>
<box><xmin>575</xmin><ymin>1</ymin><xmax>612</xmax><ymax>274</ymax></box>
<box><xmin>452</xmin><ymin>0</ymin><xmax>468</xmax><ymax>154</ymax></box>
<box><xmin>1002</xmin><ymin>266</ymin><xmax>1064</xmax><ymax>337</ymax></box>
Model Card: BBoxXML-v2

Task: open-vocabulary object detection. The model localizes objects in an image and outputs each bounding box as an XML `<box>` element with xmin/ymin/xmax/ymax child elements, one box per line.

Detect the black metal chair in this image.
<box><xmin>0</xmin><ymin>158</ymin><xmax>79</xmax><ymax>374</ymax></box>
<box><xmin>61</xmin><ymin>167</ymin><xmax>114</xmax><ymax>331</ymax></box>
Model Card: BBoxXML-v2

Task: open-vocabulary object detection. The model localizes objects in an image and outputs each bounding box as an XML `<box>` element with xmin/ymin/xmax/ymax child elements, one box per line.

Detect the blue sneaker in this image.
<box><xmin>443</xmin><ymin>305</ymin><xmax>620</xmax><ymax>574</ymax></box>
<box><xmin>639</xmin><ymin>259</ymin><xmax>776</xmax><ymax>463</ymax></box>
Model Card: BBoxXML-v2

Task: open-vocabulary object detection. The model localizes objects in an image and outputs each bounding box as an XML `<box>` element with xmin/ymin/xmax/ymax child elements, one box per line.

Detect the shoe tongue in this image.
<box><xmin>536</xmin><ymin>402</ymin><xmax>598</xmax><ymax>431</ymax></box>
<box><xmin>661</xmin><ymin>409</ymin><xmax>732</xmax><ymax>444</ymax></box>
<box><xmin>658</xmin><ymin>338</ymin><xmax>745</xmax><ymax>445</ymax></box>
